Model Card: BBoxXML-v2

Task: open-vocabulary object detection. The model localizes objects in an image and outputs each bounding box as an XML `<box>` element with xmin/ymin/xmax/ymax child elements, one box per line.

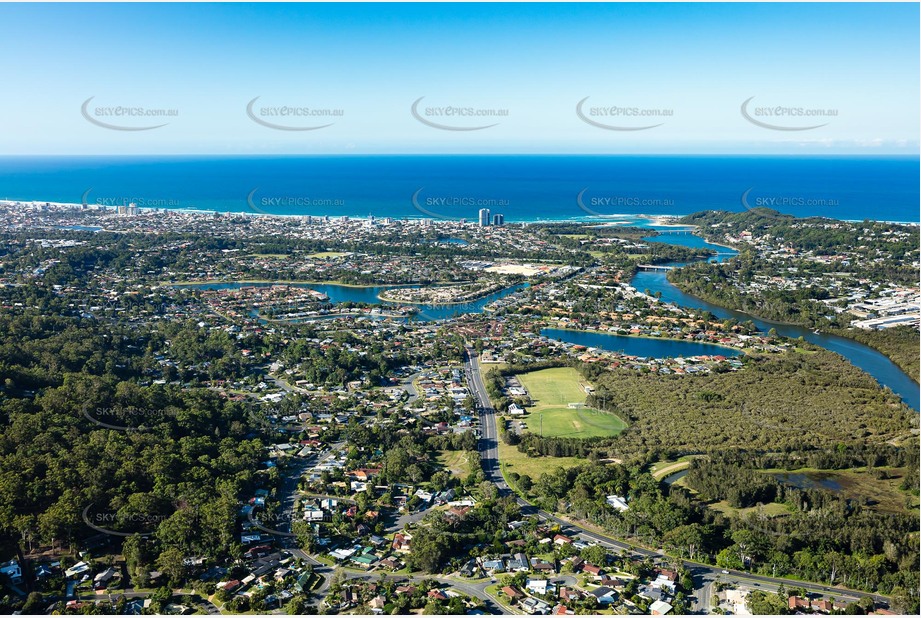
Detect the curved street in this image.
<box><xmin>256</xmin><ymin>346</ymin><xmax>890</xmax><ymax>615</ymax></box>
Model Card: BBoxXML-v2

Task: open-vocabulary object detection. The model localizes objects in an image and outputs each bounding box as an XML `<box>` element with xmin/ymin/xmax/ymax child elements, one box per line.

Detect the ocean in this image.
<box><xmin>0</xmin><ymin>155</ymin><xmax>917</xmax><ymax>223</ymax></box>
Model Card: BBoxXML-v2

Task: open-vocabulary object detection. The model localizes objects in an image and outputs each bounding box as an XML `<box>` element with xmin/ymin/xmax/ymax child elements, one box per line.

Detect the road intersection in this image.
<box><xmin>463</xmin><ymin>346</ymin><xmax>887</xmax><ymax>613</ymax></box>
<box><xmin>248</xmin><ymin>347</ymin><xmax>887</xmax><ymax>615</ymax></box>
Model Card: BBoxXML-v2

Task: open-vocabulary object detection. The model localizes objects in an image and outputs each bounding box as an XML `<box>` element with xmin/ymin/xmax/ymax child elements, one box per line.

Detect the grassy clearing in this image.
<box><xmin>517</xmin><ymin>367</ymin><xmax>626</xmax><ymax>439</ymax></box>
<box><xmin>306</xmin><ymin>251</ymin><xmax>350</xmax><ymax>259</ymax></box>
<box><xmin>525</xmin><ymin>407</ymin><xmax>627</xmax><ymax>439</ymax></box>
<box><xmin>694</xmin><ymin>466</ymin><xmax>919</xmax><ymax>517</ymax></box>
<box><xmin>498</xmin><ymin>440</ymin><xmax>584</xmax><ymax>484</ymax></box>
<box><xmin>480</xmin><ymin>365</ymin><xmax>594</xmax><ymax>492</ymax></box>
<box><xmin>482</xmin><ymin>362</ymin><xmax>508</xmax><ymax>373</ymax></box>
<box><xmin>436</xmin><ymin>450</ymin><xmax>473</xmax><ymax>478</ymax></box>
<box><xmin>709</xmin><ymin>501</ymin><xmax>792</xmax><ymax>518</ymax></box>
<box><xmin>650</xmin><ymin>457</ymin><xmax>694</xmax><ymax>480</ymax></box>
<box><xmin>761</xmin><ymin>467</ymin><xmax>919</xmax><ymax>513</ymax></box>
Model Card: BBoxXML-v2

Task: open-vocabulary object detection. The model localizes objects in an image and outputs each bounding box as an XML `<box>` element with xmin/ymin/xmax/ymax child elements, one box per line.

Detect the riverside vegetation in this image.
<box><xmin>669</xmin><ymin>209</ymin><xmax>920</xmax><ymax>381</ymax></box>
<box><xmin>488</xmin><ymin>350</ymin><xmax>918</xmax><ymax>612</ymax></box>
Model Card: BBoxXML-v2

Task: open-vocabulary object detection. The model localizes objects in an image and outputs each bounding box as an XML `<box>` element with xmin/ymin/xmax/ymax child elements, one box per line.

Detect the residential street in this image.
<box><xmin>463</xmin><ymin>346</ymin><xmax>888</xmax><ymax>612</ymax></box>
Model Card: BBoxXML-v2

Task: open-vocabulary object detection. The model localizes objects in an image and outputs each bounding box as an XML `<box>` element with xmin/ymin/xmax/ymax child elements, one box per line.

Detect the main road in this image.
<box><xmin>463</xmin><ymin>347</ymin><xmax>889</xmax><ymax>612</ymax></box>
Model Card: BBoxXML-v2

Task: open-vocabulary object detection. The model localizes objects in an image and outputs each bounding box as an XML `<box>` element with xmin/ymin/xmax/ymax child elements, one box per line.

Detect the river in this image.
<box><xmin>540</xmin><ymin>327</ymin><xmax>741</xmax><ymax>359</ymax></box>
<box><xmin>632</xmin><ymin>230</ymin><xmax>919</xmax><ymax>411</ymax></box>
<box><xmin>173</xmin><ymin>281</ymin><xmax>529</xmax><ymax>322</ymax></box>
<box><xmin>174</xmin><ymin>237</ymin><xmax>919</xmax><ymax>410</ymax></box>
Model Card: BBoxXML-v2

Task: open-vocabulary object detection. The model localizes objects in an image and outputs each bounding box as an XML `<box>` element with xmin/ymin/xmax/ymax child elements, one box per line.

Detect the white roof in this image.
<box><xmin>65</xmin><ymin>561</ymin><xmax>90</xmax><ymax>577</ymax></box>
<box><xmin>650</xmin><ymin>600</ymin><xmax>673</xmax><ymax>614</ymax></box>
<box><xmin>606</xmin><ymin>495</ymin><xmax>629</xmax><ymax>511</ymax></box>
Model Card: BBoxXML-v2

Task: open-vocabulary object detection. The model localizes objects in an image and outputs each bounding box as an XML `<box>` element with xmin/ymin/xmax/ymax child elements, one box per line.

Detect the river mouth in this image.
<box><xmin>634</xmin><ymin>229</ymin><xmax>919</xmax><ymax>411</ymax></box>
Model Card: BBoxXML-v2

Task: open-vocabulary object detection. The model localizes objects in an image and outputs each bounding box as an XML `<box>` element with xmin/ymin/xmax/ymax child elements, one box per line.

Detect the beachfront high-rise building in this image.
<box><xmin>478</xmin><ymin>208</ymin><xmax>490</xmax><ymax>226</ymax></box>
<box><xmin>492</xmin><ymin>214</ymin><xmax>504</xmax><ymax>226</ymax></box>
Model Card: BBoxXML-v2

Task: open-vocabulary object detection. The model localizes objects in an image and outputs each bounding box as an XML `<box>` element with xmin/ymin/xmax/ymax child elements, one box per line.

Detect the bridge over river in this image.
<box><xmin>637</xmin><ymin>264</ymin><xmax>675</xmax><ymax>271</ymax></box>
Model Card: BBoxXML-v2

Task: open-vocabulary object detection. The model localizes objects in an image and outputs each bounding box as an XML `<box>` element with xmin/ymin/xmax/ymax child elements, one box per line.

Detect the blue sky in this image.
<box><xmin>0</xmin><ymin>2</ymin><xmax>917</xmax><ymax>155</ymax></box>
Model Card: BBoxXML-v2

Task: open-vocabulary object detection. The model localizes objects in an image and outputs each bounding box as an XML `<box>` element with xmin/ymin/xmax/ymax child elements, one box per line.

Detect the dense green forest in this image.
<box><xmin>0</xmin><ymin>278</ymin><xmax>483</xmax><ymax>602</ymax></box>
<box><xmin>0</xmin><ymin>310</ymin><xmax>267</xmax><ymax>587</ymax></box>
<box><xmin>828</xmin><ymin>326</ymin><xmax>920</xmax><ymax>383</ymax></box>
<box><xmin>578</xmin><ymin>348</ymin><xmax>915</xmax><ymax>463</ymax></box>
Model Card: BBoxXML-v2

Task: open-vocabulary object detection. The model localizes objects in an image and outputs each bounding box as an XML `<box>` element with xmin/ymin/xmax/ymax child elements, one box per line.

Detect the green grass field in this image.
<box><xmin>306</xmin><ymin>251</ymin><xmax>350</xmax><ymax>259</ymax></box>
<box><xmin>517</xmin><ymin>367</ymin><xmax>627</xmax><ymax>439</ymax></box>
<box><xmin>709</xmin><ymin>501</ymin><xmax>792</xmax><ymax>518</ymax></box>
<box><xmin>498</xmin><ymin>441</ymin><xmax>584</xmax><ymax>484</ymax></box>
<box><xmin>436</xmin><ymin>450</ymin><xmax>474</xmax><ymax>477</ymax></box>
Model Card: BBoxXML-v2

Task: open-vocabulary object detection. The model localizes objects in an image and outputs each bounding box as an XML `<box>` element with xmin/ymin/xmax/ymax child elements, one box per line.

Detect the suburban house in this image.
<box><xmin>392</xmin><ymin>532</ymin><xmax>412</xmax><ymax>553</ymax></box>
<box><xmin>508</xmin><ymin>553</ymin><xmax>530</xmax><ymax>572</ymax></box>
<box><xmin>590</xmin><ymin>586</ymin><xmax>617</xmax><ymax>605</ymax></box>
<box><xmin>526</xmin><ymin>578</ymin><xmax>556</xmax><ymax>596</ymax></box>
<box><xmin>530</xmin><ymin>557</ymin><xmax>555</xmax><ymax>573</ymax></box>
<box><xmin>650</xmin><ymin>600</ymin><xmax>674</xmax><ymax>615</ymax></box>
<box><xmin>583</xmin><ymin>563</ymin><xmax>604</xmax><ymax>577</ymax></box>
<box><xmin>0</xmin><ymin>561</ymin><xmax>22</xmax><ymax>584</ymax></box>
<box><xmin>482</xmin><ymin>558</ymin><xmax>505</xmax><ymax>573</ymax></box>
<box><xmin>520</xmin><ymin>597</ymin><xmax>552</xmax><ymax>615</ymax></box>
